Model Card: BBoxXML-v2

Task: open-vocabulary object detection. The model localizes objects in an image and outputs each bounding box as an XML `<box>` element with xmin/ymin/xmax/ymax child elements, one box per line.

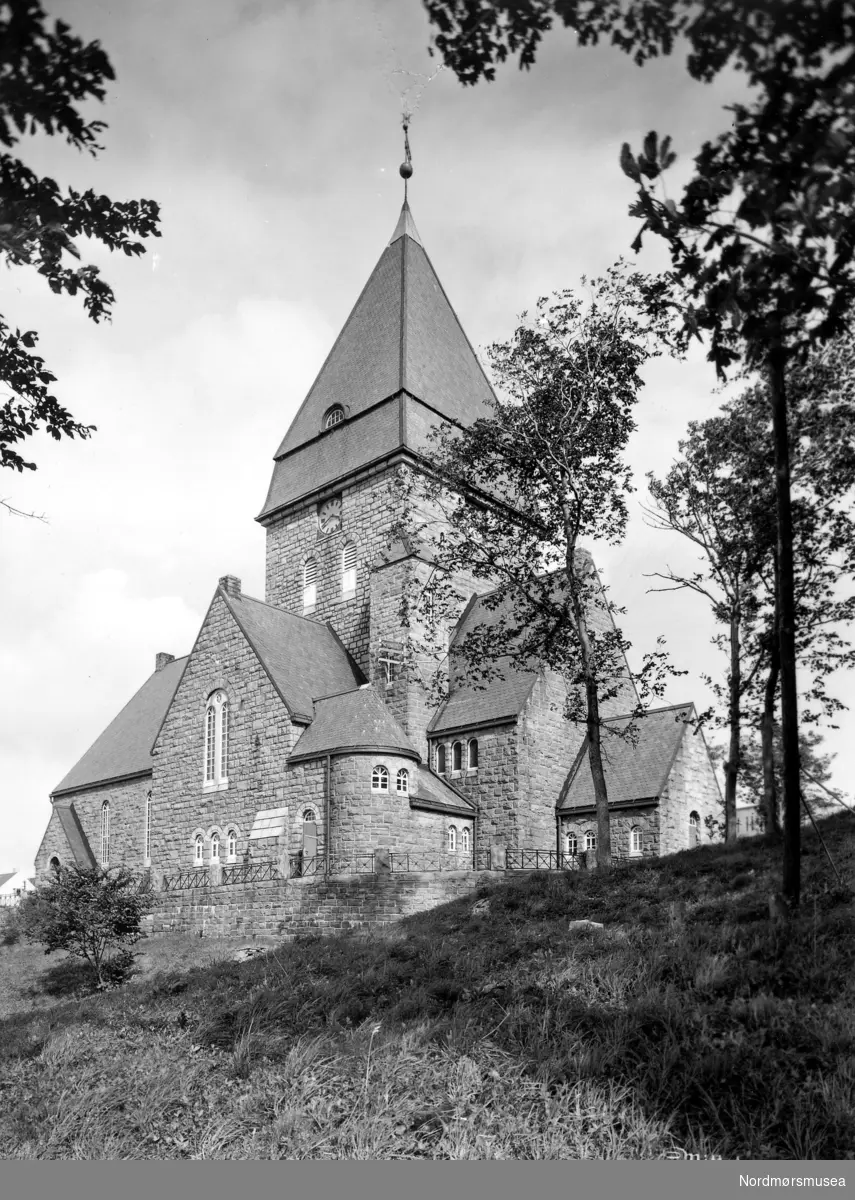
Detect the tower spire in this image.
<box><xmin>399</xmin><ymin>116</ymin><xmax>413</xmax><ymax>200</ymax></box>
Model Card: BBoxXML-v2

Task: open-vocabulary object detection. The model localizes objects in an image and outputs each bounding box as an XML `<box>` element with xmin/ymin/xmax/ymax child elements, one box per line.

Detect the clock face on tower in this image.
<box><xmin>318</xmin><ymin>496</ymin><xmax>342</xmax><ymax>534</ymax></box>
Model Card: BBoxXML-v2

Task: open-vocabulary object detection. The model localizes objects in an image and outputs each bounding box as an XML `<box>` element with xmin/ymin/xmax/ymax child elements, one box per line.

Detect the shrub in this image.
<box><xmin>19</xmin><ymin>865</ymin><xmax>150</xmax><ymax>986</ymax></box>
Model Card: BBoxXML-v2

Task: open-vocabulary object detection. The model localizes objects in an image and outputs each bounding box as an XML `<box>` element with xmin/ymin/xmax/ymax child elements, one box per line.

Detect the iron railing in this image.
<box><xmin>163</xmin><ymin>866</ymin><xmax>210</xmax><ymax>891</ymax></box>
<box><xmin>506</xmin><ymin>849</ymin><xmax>580</xmax><ymax>871</ymax></box>
<box><xmin>221</xmin><ymin>860</ymin><xmax>279</xmax><ymax>886</ymax></box>
<box><xmin>388</xmin><ymin>851</ymin><xmax>474</xmax><ymax>872</ymax></box>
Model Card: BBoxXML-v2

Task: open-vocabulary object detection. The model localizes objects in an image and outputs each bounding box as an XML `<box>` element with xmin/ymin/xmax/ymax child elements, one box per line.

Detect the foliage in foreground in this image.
<box><xmin>19</xmin><ymin>865</ymin><xmax>149</xmax><ymax>986</ymax></box>
<box><xmin>0</xmin><ymin>814</ymin><xmax>853</xmax><ymax>1160</ymax></box>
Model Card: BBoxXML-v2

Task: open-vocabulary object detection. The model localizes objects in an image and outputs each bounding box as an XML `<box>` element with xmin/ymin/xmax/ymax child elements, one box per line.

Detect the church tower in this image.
<box><xmin>256</xmin><ymin>200</ymin><xmax>494</xmax><ymax>750</ymax></box>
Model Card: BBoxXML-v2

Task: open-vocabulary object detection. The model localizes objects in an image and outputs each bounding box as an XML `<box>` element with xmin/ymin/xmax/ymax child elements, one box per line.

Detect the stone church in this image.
<box><xmin>35</xmin><ymin>200</ymin><xmax>722</xmax><ymax>885</ymax></box>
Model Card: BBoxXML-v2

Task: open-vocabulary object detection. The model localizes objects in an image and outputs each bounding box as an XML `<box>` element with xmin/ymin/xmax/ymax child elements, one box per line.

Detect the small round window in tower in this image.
<box><xmin>324</xmin><ymin>406</ymin><xmax>345</xmax><ymax>429</ymax></box>
<box><xmin>318</xmin><ymin>496</ymin><xmax>342</xmax><ymax>534</ymax></box>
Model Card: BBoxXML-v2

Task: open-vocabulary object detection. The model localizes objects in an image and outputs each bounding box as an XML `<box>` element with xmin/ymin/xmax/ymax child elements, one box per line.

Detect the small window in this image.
<box><xmin>100</xmin><ymin>801</ymin><xmax>110</xmax><ymax>866</ymax></box>
<box><xmin>467</xmin><ymin>739</ymin><xmax>479</xmax><ymax>770</ymax></box>
<box><xmin>194</xmin><ymin>835</ymin><xmax>203</xmax><ymax>865</ymax></box>
<box><xmin>447</xmin><ymin>824</ymin><xmax>457</xmax><ymax>852</ymax></box>
<box><xmin>303</xmin><ymin>558</ymin><xmax>318</xmax><ymax>612</ymax></box>
<box><xmin>227</xmin><ymin>829</ymin><xmax>237</xmax><ymax>862</ymax></box>
<box><xmin>437</xmin><ymin>745</ymin><xmax>446</xmax><ymax>775</ymax></box>
<box><xmin>372</xmin><ymin>765</ymin><xmax>389</xmax><ymax>791</ymax></box>
<box><xmin>689</xmin><ymin>810</ymin><xmax>700</xmax><ymax>847</ymax></box>
<box><xmin>396</xmin><ymin>768</ymin><xmax>409</xmax><ymax>794</ymax></box>
<box><xmin>144</xmin><ymin>794</ymin><xmax>152</xmax><ymax>865</ymax></box>
<box><xmin>204</xmin><ymin>691</ymin><xmax>229</xmax><ymax>788</ymax></box>
<box><xmin>565</xmin><ymin>831</ymin><xmax>578</xmax><ymax>857</ymax></box>
<box><xmin>342</xmin><ymin>542</ymin><xmax>357</xmax><ymax>596</ymax></box>
<box><xmin>584</xmin><ymin>830</ymin><xmax>597</xmax><ymax>852</ymax></box>
<box><xmin>49</xmin><ymin>856</ymin><xmax>60</xmax><ymax>873</ymax></box>
<box><xmin>211</xmin><ymin>832</ymin><xmax>220</xmax><ymax>862</ymax></box>
<box><xmin>630</xmin><ymin>826</ymin><xmax>643</xmax><ymax>856</ymax></box>
<box><xmin>461</xmin><ymin>826</ymin><xmax>471</xmax><ymax>853</ymax></box>
<box><xmin>452</xmin><ymin>741</ymin><xmax>463</xmax><ymax>772</ymax></box>
<box><xmin>324</xmin><ymin>405</ymin><xmax>344</xmax><ymax>429</ymax></box>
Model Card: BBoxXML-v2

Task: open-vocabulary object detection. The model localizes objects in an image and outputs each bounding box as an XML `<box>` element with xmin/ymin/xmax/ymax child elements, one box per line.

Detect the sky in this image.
<box><xmin>2</xmin><ymin>0</ymin><xmax>853</xmax><ymax>873</ymax></box>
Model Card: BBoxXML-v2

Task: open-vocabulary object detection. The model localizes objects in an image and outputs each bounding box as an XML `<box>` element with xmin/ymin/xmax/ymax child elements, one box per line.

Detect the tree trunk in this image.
<box><xmin>769</xmin><ymin>335</ymin><xmax>801</xmax><ymax>908</ymax></box>
<box><xmin>760</xmin><ymin>633</ymin><xmax>781</xmax><ymax>838</ymax></box>
<box><xmin>569</xmin><ymin>563</ymin><xmax>612</xmax><ymax>870</ymax></box>
<box><xmin>723</xmin><ymin>610</ymin><xmax>741</xmax><ymax>843</ymax></box>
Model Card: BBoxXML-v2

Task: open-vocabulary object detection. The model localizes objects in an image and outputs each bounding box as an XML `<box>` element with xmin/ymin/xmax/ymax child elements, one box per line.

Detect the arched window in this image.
<box><xmin>100</xmin><ymin>801</ymin><xmax>110</xmax><ymax>866</ymax></box>
<box><xmin>194</xmin><ymin>835</ymin><xmax>203</xmax><ymax>864</ymax></box>
<box><xmin>452</xmin><ymin>741</ymin><xmax>463</xmax><ymax>772</ymax></box>
<box><xmin>144</xmin><ymin>794</ymin><xmax>152</xmax><ymax>865</ymax></box>
<box><xmin>565</xmin><ymin>831</ymin><xmax>578</xmax><ymax>857</ymax></box>
<box><xmin>342</xmin><ymin>542</ymin><xmax>357</xmax><ymax>596</ymax></box>
<box><xmin>396</xmin><ymin>768</ymin><xmax>409</xmax><ymax>794</ymax></box>
<box><xmin>630</xmin><ymin>826</ymin><xmax>643</xmax><ymax>856</ymax></box>
<box><xmin>437</xmin><ymin>744</ymin><xmax>446</xmax><ymax>775</ymax></box>
<box><xmin>447</xmin><ymin>824</ymin><xmax>457</xmax><ymax>852</ymax></box>
<box><xmin>211</xmin><ymin>832</ymin><xmax>220</xmax><ymax>863</ymax></box>
<box><xmin>324</xmin><ymin>405</ymin><xmax>344</xmax><ymax>429</ymax></box>
<box><xmin>467</xmin><ymin>739</ymin><xmax>479</xmax><ymax>770</ymax></box>
<box><xmin>49</xmin><ymin>856</ymin><xmax>60</xmax><ymax>873</ymax></box>
<box><xmin>371</xmin><ymin>764</ymin><xmax>389</xmax><ymax>791</ymax></box>
<box><xmin>461</xmin><ymin>826</ymin><xmax>471</xmax><ymax>853</ymax></box>
<box><xmin>303</xmin><ymin>557</ymin><xmax>318</xmax><ymax>612</ymax></box>
<box><xmin>227</xmin><ymin>829</ymin><xmax>237</xmax><ymax>862</ymax></box>
<box><xmin>584</xmin><ymin>830</ymin><xmax>597</xmax><ymax>853</ymax></box>
<box><xmin>204</xmin><ymin>692</ymin><xmax>229</xmax><ymax>788</ymax></box>
<box><xmin>689</xmin><ymin>811</ymin><xmax>701</xmax><ymax>847</ymax></box>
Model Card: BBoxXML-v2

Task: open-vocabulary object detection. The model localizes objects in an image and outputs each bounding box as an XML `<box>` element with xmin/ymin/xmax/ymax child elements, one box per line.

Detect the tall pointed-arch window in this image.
<box><xmin>203</xmin><ymin>692</ymin><xmax>229</xmax><ymax>789</ymax></box>
<box><xmin>342</xmin><ymin>542</ymin><xmax>357</xmax><ymax>597</ymax></box>
<box><xmin>303</xmin><ymin>557</ymin><xmax>318</xmax><ymax>613</ymax></box>
<box><xmin>100</xmin><ymin>801</ymin><xmax>110</xmax><ymax>866</ymax></box>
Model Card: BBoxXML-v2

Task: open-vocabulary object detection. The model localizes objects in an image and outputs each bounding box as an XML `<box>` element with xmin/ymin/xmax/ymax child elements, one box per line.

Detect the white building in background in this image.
<box><xmin>0</xmin><ymin>869</ymin><xmax>35</xmax><ymax>907</ymax></box>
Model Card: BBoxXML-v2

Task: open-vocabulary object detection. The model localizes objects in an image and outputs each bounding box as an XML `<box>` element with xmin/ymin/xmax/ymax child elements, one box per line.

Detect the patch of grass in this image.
<box><xmin>1</xmin><ymin>815</ymin><xmax>854</xmax><ymax>1158</ymax></box>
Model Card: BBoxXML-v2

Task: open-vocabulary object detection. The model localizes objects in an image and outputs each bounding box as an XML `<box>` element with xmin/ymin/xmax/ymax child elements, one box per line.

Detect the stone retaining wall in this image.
<box><xmin>147</xmin><ymin>870</ymin><xmax>493</xmax><ymax>940</ymax></box>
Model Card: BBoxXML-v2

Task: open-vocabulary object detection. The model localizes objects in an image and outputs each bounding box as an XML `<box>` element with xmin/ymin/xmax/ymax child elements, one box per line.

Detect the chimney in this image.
<box><xmin>155</xmin><ymin>652</ymin><xmax>175</xmax><ymax>672</ymax></box>
<box><xmin>219</xmin><ymin>575</ymin><xmax>241</xmax><ymax>598</ymax></box>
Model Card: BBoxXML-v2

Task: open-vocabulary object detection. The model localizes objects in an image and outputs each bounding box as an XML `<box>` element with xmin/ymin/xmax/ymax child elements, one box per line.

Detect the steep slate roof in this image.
<box><xmin>410</xmin><ymin>766</ymin><xmax>476</xmax><ymax>816</ymax></box>
<box><xmin>224</xmin><ymin>592</ymin><xmax>364</xmax><ymax>723</ymax></box>
<box><xmin>259</xmin><ymin>202</ymin><xmax>495</xmax><ymax>519</ymax></box>
<box><xmin>557</xmin><ymin>704</ymin><xmax>694</xmax><ymax>811</ymax></box>
<box><xmin>53</xmin><ymin>656</ymin><xmax>187</xmax><ymax>796</ymax></box>
<box><xmin>53</xmin><ymin>799</ymin><xmax>97</xmax><ymax>867</ymax></box>
<box><xmin>429</xmin><ymin>558</ymin><xmax>640</xmax><ymax>737</ymax></box>
<box><xmin>289</xmin><ymin>686</ymin><xmax>420</xmax><ymax>762</ymax></box>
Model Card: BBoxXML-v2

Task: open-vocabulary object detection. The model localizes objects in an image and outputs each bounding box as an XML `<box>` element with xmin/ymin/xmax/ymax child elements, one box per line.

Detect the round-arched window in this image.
<box><xmin>565</xmin><ymin>831</ymin><xmax>578</xmax><ymax>857</ymax></box>
<box><xmin>194</xmin><ymin>835</ymin><xmax>204</xmax><ymax>864</ymax></box>
<box><xmin>584</xmin><ymin>830</ymin><xmax>597</xmax><ymax>853</ymax></box>
<box><xmin>227</xmin><ymin>830</ymin><xmax>237</xmax><ymax>861</ymax></box>
<box><xmin>630</xmin><ymin>827</ymin><xmax>643</xmax><ymax>856</ymax></box>
<box><xmin>452</xmin><ymin>741</ymin><xmax>463</xmax><ymax>772</ymax></box>
<box><xmin>211</xmin><ymin>832</ymin><xmax>220</xmax><ymax>861</ymax></box>
<box><xmin>467</xmin><ymin>739</ymin><xmax>479</xmax><ymax>769</ymax></box>
<box><xmin>436</xmin><ymin>745</ymin><xmax>446</xmax><ymax>774</ymax></box>
<box><xmin>396</xmin><ymin>768</ymin><xmax>409</xmax><ymax>794</ymax></box>
<box><xmin>372</xmin><ymin>765</ymin><xmax>389</xmax><ymax>791</ymax></box>
<box><xmin>447</xmin><ymin>824</ymin><xmax>457</xmax><ymax>852</ymax></box>
<box><xmin>49</xmin><ymin>856</ymin><xmax>60</xmax><ymax>873</ymax></box>
<box><xmin>324</xmin><ymin>405</ymin><xmax>344</xmax><ymax>429</ymax></box>
<box><xmin>461</xmin><ymin>826</ymin><xmax>471</xmax><ymax>853</ymax></box>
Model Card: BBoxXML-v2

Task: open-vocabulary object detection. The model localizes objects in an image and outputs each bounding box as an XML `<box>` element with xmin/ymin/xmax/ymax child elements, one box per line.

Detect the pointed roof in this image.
<box><xmin>222</xmin><ymin>591</ymin><xmax>364</xmax><ymax>722</ymax></box>
<box><xmin>259</xmin><ymin>202</ymin><xmax>495</xmax><ymax>519</ymax></box>
<box><xmin>557</xmin><ymin>704</ymin><xmax>694</xmax><ymax>811</ymax></box>
<box><xmin>52</xmin><ymin>656</ymin><xmax>188</xmax><ymax>796</ymax></box>
<box><xmin>288</xmin><ymin>686</ymin><xmax>420</xmax><ymax>762</ymax></box>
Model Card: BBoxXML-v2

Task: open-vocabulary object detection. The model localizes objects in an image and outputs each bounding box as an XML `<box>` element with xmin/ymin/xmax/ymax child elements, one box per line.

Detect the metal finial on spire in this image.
<box><xmin>399</xmin><ymin>117</ymin><xmax>413</xmax><ymax>199</ymax></box>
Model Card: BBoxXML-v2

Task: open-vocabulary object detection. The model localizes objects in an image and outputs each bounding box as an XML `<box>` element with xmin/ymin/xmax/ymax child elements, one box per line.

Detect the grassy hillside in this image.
<box><xmin>1</xmin><ymin>814</ymin><xmax>854</xmax><ymax>1160</ymax></box>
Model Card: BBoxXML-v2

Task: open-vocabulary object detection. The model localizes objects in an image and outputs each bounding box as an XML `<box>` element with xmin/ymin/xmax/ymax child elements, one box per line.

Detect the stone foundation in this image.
<box><xmin>147</xmin><ymin>870</ymin><xmax>493</xmax><ymax>940</ymax></box>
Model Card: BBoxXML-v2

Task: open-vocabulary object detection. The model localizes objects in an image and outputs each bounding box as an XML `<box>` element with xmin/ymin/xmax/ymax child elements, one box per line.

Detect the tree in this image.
<box><xmin>739</xmin><ymin>726</ymin><xmax>850</xmax><ymax>830</ymax></box>
<box><xmin>403</xmin><ymin>266</ymin><xmax>677</xmax><ymax>869</ymax></box>
<box><xmin>1</xmin><ymin>1</ymin><xmax>160</xmax><ymax>487</ymax></box>
<box><xmin>647</xmin><ymin>345</ymin><xmax>855</xmax><ymax>840</ymax></box>
<box><xmin>19</xmin><ymin>864</ymin><xmax>149</xmax><ymax>986</ymax></box>
<box><xmin>421</xmin><ymin>0</ymin><xmax>855</xmax><ymax>907</ymax></box>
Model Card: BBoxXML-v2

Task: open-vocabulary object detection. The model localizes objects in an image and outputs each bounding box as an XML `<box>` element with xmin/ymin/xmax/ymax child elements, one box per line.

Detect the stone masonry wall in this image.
<box><xmin>328</xmin><ymin>752</ymin><xmax>473</xmax><ymax>858</ymax></box>
<box><xmin>518</xmin><ymin>671</ymin><xmax>586</xmax><ymax>850</ymax></box>
<box><xmin>429</xmin><ymin>724</ymin><xmax>518</xmax><ymax>852</ymax></box>
<box><xmin>264</xmin><ymin>470</ymin><xmax>411</xmax><ymax>674</ymax></box>
<box><xmin>151</xmin><ymin>593</ymin><xmax>297</xmax><ymax>872</ymax></box>
<box><xmin>148</xmin><ymin>870</ymin><xmax>492</xmax><ymax>940</ymax></box>
<box><xmin>659</xmin><ymin>725</ymin><xmax>723</xmax><ymax>854</ymax></box>
<box><xmin>560</xmin><ymin>805</ymin><xmax>660</xmax><ymax>861</ymax></box>
<box><xmin>35</xmin><ymin>777</ymin><xmax>151</xmax><ymax>878</ymax></box>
